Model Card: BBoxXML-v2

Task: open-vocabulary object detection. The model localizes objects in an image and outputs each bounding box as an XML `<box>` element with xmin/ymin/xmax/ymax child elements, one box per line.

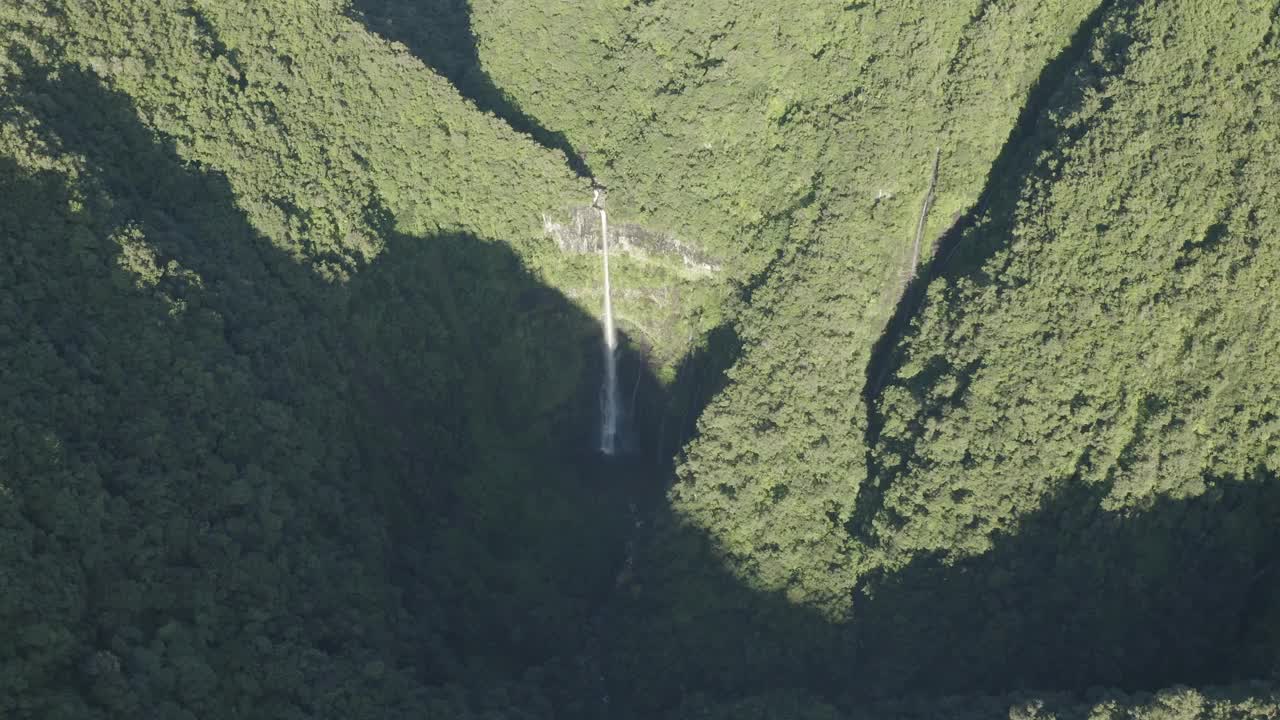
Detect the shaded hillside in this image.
<box><xmin>0</xmin><ymin>55</ymin><xmax>636</xmax><ymax>718</ymax></box>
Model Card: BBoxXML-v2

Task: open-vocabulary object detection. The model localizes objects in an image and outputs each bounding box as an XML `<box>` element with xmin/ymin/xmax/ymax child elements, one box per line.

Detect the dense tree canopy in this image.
<box><xmin>2</xmin><ymin>0</ymin><xmax>1278</xmax><ymax>717</ymax></box>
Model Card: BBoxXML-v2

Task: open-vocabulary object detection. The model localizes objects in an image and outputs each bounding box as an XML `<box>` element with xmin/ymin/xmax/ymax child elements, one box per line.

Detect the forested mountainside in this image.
<box><xmin>2</xmin><ymin>0</ymin><xmax>1278</xmax><ymax>718</ymax></box>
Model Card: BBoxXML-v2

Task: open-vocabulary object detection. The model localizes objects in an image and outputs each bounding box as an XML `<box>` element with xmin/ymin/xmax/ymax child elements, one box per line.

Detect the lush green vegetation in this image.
<box><xmin>2</xmin><ymin>0</ymin><xmax>1278</xmax><ymax>717</ymax></box>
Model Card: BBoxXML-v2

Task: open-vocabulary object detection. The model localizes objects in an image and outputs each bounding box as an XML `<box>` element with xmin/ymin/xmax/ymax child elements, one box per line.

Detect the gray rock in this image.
<box><xmin>542</xmin><ymin>207</ymin><xmax>721</xmax><ymax>274</ymax></box>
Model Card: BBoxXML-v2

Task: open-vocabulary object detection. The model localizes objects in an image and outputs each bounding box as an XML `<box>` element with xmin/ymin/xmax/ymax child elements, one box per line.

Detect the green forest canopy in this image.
<box><xmin>1</xmin><ymin>0</ymin><xmax>1278</xmax><ymax>717</ymax></box>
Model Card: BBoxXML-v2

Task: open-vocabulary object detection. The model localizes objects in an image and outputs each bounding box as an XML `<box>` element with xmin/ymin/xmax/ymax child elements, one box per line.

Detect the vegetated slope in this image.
<box><xmin>4</xmin><ymin>0</ymin><xmax>1280</xmax><ymax>718</ymax></box>
<box><xmin>664</xmin><ymin>0</ymin><xmax>1107</xmax><ymax>614</ymax></box>
<box><xmin>466</xmin><ymin>0</ymin><xmax>1099</xmax><ymax>274</ymax></box>
<box><xmin>870</xmin><ymin>0</ymin><xmax>1280</xmax><ymax>562</ymax></box>
<box><xmin>587</xmin><ymin>0</ymin><xmax>1280</xmax><ymax>716</ymax></box>
<box><xmin>847</xmin><ymin>0</ymin><xmax>1280</xmax><ymax>694</ymax></box>
<box><xmin>20</xmin><ymin>0</ymin><xmax>587</xmax><ymax>271</ymax></box>
<box><xmin>365</xmin><ymin>1</ymin><xmax>1108</xmax><ymax>377</ymax></box>
<box><xmin>461</xmin><ymin>0</ymin><xmax>1115</xmax><ymax>616</ymax></box>
<box><xmin>0</xmin><ymin>5</ymin><xmax>636</xmax><ymax>718</ymax></box>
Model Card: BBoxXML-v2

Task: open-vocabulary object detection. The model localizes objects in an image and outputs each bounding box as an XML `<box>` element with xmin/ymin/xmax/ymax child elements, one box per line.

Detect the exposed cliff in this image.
<box><xmin>543</xmin><ymin>206</ymin><xmax>721</xmax><ymax>275</ymax></box>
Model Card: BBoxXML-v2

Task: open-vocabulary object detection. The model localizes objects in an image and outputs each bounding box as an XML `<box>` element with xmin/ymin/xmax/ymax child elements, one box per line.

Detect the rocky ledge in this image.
<box><xmin>542</xmin><ymin>207</ymin><xmax>720</xmax><ymax>274</ymax></box>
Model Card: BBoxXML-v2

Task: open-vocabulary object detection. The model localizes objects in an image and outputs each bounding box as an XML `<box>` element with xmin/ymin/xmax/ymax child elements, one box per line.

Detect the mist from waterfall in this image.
<box><xmin>595</xmin><ymin>188</ymin><xmax>621</xmax><ymax>455</ymax></box>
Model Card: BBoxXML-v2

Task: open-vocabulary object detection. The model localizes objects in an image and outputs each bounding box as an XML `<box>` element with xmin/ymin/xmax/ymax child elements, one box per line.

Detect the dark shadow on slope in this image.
<box><xmin>647</xmin><ymin>322</ymin><xmax>742</xmax><ymax>473</ymax></box>
<box><xmin>847</xmin><ymin>473</ymin><xmax>1280</xmax><ymax>701</ymax></box>
<box><xmin>855</xmin><ymin>0</ymin><xmax>1133</xmax><ymax>539</ymax></box>
<box><xmin>594</xmin><ymin>470</ymin><xmax>1280</xmax><ymax>718</ymax></box>
<box><xmin>2</xmin><ymin>56</ymin><xmax>627</xmax><ymax>716</ymax></box>
<box><xmin>347</xmin><ymin>0</ymin><xmax>592</xmax><ymax>178</ymax></box>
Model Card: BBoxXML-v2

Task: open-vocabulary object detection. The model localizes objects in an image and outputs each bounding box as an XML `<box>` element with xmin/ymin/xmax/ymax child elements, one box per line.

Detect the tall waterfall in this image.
<box><xmin>595</xmin><ymin>187</ymin><xmax>621</xmax><ymax>455</ymax></box>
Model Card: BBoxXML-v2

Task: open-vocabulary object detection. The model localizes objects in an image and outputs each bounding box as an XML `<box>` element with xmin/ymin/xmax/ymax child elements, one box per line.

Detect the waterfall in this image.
<box><xmin>595</xmin><ymin>187</ymin><xmax>621</xmax><ymax>455</ymax></box>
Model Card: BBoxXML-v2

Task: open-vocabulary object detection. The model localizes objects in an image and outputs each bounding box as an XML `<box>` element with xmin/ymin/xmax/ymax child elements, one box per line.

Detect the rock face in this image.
<box><xmin>542</xmin><ymin>207</ymin><xmax>720</xmax><ymax>274</ymax></box>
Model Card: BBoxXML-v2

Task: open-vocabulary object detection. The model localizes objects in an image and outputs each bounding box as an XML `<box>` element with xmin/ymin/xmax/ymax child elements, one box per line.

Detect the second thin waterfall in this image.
<box><xmin>595</xmin><ymin>187</ymin><xmax>621</xmax><ymax>455</ymax></box>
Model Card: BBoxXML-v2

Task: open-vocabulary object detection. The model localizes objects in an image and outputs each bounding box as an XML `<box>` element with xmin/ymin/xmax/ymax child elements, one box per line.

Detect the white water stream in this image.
<box><xmin>595</xmin><ymin>188</ymin><xmax>621</xmax><ymax>455</ymax></box>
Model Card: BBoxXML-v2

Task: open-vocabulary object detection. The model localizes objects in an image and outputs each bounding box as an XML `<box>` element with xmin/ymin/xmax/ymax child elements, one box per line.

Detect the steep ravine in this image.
<box><xmin>854</xmin><ymin>0</ymin><xmax>1124</xmax><ymax>540</ymax></box>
